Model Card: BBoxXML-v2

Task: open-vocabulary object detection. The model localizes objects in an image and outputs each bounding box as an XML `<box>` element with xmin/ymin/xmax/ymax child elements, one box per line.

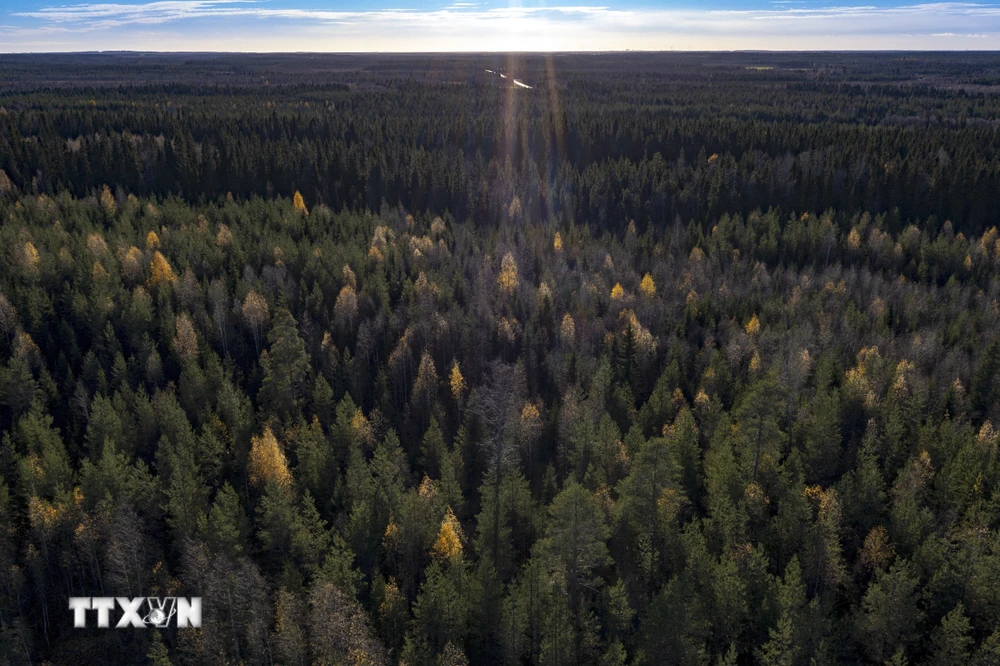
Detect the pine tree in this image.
<box><xmin>971</xmin><ymin>340</ymin><xmax>1000</xmax><ymax>417</ymax></box>
<box><xmin>199</xmin><ymin>482</ymin><xmax>249</xmax><ymax>557</ymax></box>
<box><xmin>147</xmin><ymin>631</ymin><xmax>174</xmax><ymax>666</ymax></box>
<box><xmin>757</xmin><ymin>614</ymin><xmax>796</xmax><ymax>666</ymax></box>
<box><xmin>857</xmin><ymin>560</ymin><xmax>923</xmax><ymax>663</ymax></box>
<box><xmin>539</xmin><ymin>482</ymin><xmax>610</xmax><ymax>664</ymax></box>
<box><xmin>929</xmin><ymin>603</ymin><xmax>973</xmax><ymax>666</ymax></box>
<box><xmin>421</xmin><ymin>417</ymin><xmax>447</xmax><ymax>479</ymax></box>
<box><xmin>259</xmin><ymin>308</ymin><xmax>311</xmax><ymax>420</ymax></box>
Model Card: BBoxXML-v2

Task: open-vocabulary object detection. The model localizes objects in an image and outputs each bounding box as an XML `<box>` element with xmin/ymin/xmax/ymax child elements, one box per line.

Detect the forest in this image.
<box><xmin>2</xmin><ymin>52</ymin><xmax>1000</xmax><ymax>665</ymax></box>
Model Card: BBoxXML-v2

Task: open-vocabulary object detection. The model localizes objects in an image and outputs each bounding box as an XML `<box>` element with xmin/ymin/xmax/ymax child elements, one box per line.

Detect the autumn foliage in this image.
<box><xmin>149</xmin><ymin>250</ymin><xmax>175</xmax><ymax>285</ymax></box>
<box><xmin>293</xmin><ymin>190</ymin><xmax>308</xmax><ymax>215</ymax></box>
<box><xmin>431</xmin><ymin>507</ymin><xmax>463</xmax><ymax>562</ymax></box>
<box><xmin>497</xmin><ymin>252</ymin><xmax>519</xmax><ymax>295</ymax></box>
<box><xmin>248</xmin><ymin>426</ymin><xmax>292</xmax><ymax>490</ymax></box>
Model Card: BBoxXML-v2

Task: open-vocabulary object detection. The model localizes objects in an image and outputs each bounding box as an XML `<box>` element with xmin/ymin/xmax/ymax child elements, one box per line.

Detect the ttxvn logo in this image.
<box><xmin>69</xmin><ymin>597</ymin><xmax>202</xmax><ymax>628</ymax></box>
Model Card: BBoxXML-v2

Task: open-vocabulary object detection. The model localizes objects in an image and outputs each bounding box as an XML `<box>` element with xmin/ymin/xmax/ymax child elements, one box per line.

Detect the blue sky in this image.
<box><xmin>3</xmin><ymin>1</ymin><xmax>1000</xmax><ymax>52</ymax></box>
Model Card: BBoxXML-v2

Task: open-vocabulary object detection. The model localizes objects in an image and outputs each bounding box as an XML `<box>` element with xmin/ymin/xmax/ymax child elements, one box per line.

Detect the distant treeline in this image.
<box><xmin>3</xmin><ymin>54</ymin><xmax>1000</xmax><ymax>235</ymax></box>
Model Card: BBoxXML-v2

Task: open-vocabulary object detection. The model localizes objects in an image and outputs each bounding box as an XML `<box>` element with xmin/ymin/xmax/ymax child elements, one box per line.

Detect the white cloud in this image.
<box><xmin>5</xmin><ymin>1</ymin><xmax>1000</xmax><ymax>51</ymax></box>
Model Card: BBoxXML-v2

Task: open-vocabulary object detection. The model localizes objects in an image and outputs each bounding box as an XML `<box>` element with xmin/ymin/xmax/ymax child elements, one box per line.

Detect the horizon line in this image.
<box><xmin>5</xmin><ymin>49</ymin><xmax>1000</xmax><ymax>55</ymax></box>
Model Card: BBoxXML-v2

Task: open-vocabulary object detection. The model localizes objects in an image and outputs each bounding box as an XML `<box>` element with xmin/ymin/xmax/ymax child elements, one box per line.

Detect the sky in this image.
<box><xmin>4</xmin><ymin>0</ymin><xmax>1000</xmax><ymax>52</ymax></box>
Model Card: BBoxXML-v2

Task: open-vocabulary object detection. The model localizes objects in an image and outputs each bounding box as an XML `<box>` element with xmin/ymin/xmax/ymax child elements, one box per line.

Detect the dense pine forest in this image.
<box><xmin>3</xmin><ymin>52</ymin><xmax>1000</xmax><ymax>665</ymax></box>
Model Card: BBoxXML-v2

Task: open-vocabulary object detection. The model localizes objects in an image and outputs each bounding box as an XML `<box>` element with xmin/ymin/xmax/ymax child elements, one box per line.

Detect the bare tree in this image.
<box><xmin>242</xmin><ymin>290</ymin><xmax>269</xmax><ymax>357</ymax></box>
<box><xmin>309</xmin><ymin>581</ymin><xmax>387</xmax><ymax>666</ymax></box>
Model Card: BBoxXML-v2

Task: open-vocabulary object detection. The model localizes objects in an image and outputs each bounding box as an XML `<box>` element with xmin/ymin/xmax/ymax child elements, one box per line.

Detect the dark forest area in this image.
<box><xmin>2</xmin><ymin>52</ymin><xmax>1000</xmax><ymax>665</ymax></box>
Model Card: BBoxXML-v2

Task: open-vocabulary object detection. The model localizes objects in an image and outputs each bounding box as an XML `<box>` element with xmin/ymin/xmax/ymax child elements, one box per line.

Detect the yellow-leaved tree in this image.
<box><xmin>640</xmin><ymin>273</ymin><xmax>656</xmax><ymax>297</ymax></box>
<box><xmin>498</xmin><ymin>252</ymin><xmax>519</xmax><ymax>295</ymax></box>
<box><xmin>449</xmin><ymin>361</ymin><xmax>467</xmax><ymax>402</ymax></box>
<box><xmin>91</xmin><ymin>261</ymin><xmax>109</xmax><ymax>281</ymax></box>
<box><xmin>430</xmin><ymin>216</ymin><xmax>446</xmax><ymax>237</ymax></box>
<box><xmin>15</xmin><ymin>331</ymin><xmax>41</xmax><ymax>367</ymax></box>
<box><xmin>560</xmin><ymin>313</ymin><xmax>575</xmax><ymax>346</ymax></box>
<box><xmin>216</xmin><ymin>224</ymin><xmax>233</xmax><ymax>248</ymax></box>
<box><xmin>431</xmin><ymin>507</ymin><xmax>464</xmax><ymax>562</ymax></box>
<box><xmin>333</xmin><ymin>285</ymin><xmax>358</xmax><ymax>331</ymax></box>
<box><xmin>342</xmin><ymin>264</ymin><xmax>357</xmax><ymax>290</ymax></box>
<box><xmin>350</xmin><ymin>408</ymin><xmax>375</xmax><ymax>452</ymax></box>
<box><xmin>149</xmin><ymin>251</ymin><xmax>175</xmax><ymax>286</ymax></box>
<box><xmin>248</xmin><ymin>426</ymin><xmax>292</xmax><ymax>490</ymax></box>
<box><xmin>99</xmin><ymin>185</ymin><xmax>116</xmax><ymax>214</ymax></box>
<box><xmin>520</xmin><ymin>402</ymin><xmax>540</xmax><ymax>428</ymax></box>
<box><xmin>292</xmin><ymin>190</ymin><xmax>308</xmax><ymax>215</ymax></box>
<box><xmin>21</xmin><ymin>242</ymin><xmax>39</xmax><ymax>274</ymax></box>
<box><xmin>848</xmin><ymin>227</ymin><xmax>862</xmax><ymax>251</ymax></box>
<box><xmin>519</xmin><ymin>401</ymin><xmax>543</xmax><ymax>477</ymax></box>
